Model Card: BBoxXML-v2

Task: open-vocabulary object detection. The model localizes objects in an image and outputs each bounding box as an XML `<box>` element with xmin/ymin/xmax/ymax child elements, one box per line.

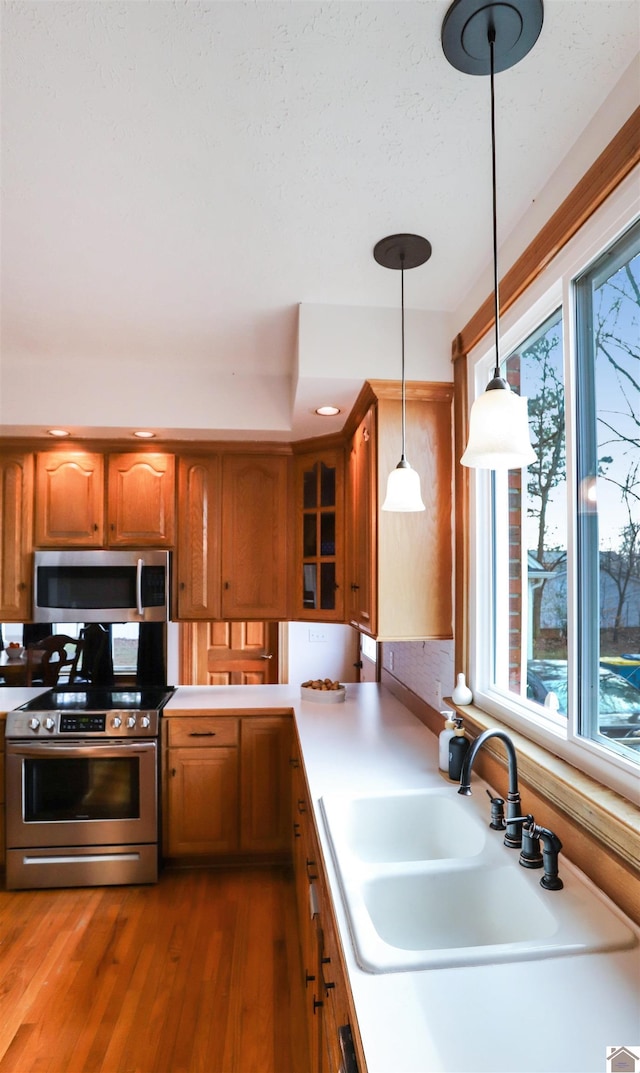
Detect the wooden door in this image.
<box><xmin>180</xmin><ymin>620</ymin><xmax>279</xmax><ymax>685</ymax></box>
<box><xmin>35</xmin><ymin>451</ymin><xmax>104</xmax><ymax>546</ymax></box>
<box><xmin>221</xmin><ymin>454</ymin><xmax>289</xmax><ymax>619</ymax></box>
<box><xmin>0</xmin><ymin>452</ymin><xmax>33</xmax><ymax>620</ymax></box>
<box><xmin>107</xmin><ymin>453</ymin><xmax>175</xmax><ymax>546</ymax></box>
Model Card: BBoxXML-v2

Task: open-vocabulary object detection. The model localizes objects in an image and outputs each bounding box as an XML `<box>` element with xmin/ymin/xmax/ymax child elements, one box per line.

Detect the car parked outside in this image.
<box><xmin>527</xmin><ymin>659</ymin><xmax>640</xmax><ymax>751</ymax></box>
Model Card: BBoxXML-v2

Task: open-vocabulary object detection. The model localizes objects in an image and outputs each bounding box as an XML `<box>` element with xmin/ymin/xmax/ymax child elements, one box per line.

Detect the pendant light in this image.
<box><xmin>442</xmin><ymin>0</ymin><xmax>542</xmax><ymax>470</ymax></box>
<box><xmin>374</xmin><ymin>233</ymin><xmax>432</xmax><ymax>511</ymax></box>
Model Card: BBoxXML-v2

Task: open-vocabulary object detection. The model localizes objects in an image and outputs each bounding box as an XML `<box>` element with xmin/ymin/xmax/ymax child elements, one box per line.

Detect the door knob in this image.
<box><xmin>260</xmin><ymin>653</ymin><xmax>273</xmax><ymax>660</ymax></box>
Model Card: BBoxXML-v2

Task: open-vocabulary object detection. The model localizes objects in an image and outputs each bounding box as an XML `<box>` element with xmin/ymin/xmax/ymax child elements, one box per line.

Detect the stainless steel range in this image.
<box><xmin>5</xmin><ymin>686</ymin><xmax>174</xmax><ymax>890</ymax></box>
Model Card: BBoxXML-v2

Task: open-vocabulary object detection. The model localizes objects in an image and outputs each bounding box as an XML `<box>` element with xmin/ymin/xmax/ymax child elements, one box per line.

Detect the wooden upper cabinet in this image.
<box><xmin>35</xmin><ymin>450</ymin><xmax>174</xmax><ymax>548</ymax></box>
<box><xmin>0</xmin><ymin>451</ymin><xmax>34</xmax><ymax>620</ymax></box>
<box><xmin>220</xmin><ymin>454</ymin><xmax>289</xmax><ymax>620</ymax></box>
<box><xmin>176</xmin><ymin>455</ymin><xmax>221</xmax><ymax>619</ymax></box>
<box><xmin>347</xmin><ymin>408</ymin><xmax>376</xmax><ymax>634</ymax></box>
<box><xmin>293</xmin><ymin>448</ymin><xmax>345</xmax><ymax>622</ymax></box>
<box><xmin>107</xmin><ymin>453</ymin><xmax>175</xmax><ymax>546</ymax></box>
<box><xmin>346</xmin><ymin>382</ymin><xmax>454</xmax><ymax>641</ymax></box>
<box><xmin>35</xmin><ymin>451</ymin><xmax>104</xmax><ymax>546</ymax></box>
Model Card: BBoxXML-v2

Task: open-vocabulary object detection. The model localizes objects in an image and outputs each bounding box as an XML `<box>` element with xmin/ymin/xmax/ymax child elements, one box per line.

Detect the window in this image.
<box><xmin>575</xmin><ymin>222</ymin><xmax>640</xmax><ymax>761</ymax></box>
<box><xmin>470</xmin><ymin>185</ymin><xmax>639</xmax><ymax>798</ymax></box>
<box><xmin>1</xmin><ymin>622</ymin><xmax>141</xmax><ymax>676</ymax></box>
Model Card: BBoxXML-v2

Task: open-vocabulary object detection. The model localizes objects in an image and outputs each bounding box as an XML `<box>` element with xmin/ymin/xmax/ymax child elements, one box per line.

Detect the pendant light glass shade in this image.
<box><xmin>382</xmin><ymin>459</ymin><xmax>426</xmax><ymax>511</ymax></box>
<box><xmin>461</xmin><ymin>381</ymin><xmax>536</xmax><ymax>469</ymax></box>
<box><xmin>373</xmin><ymin>233</ymin><xmax>431</xmax><ymax>512</ymax></box>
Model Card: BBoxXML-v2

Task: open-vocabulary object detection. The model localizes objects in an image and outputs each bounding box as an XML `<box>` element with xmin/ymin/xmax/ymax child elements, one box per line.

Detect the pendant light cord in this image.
<box><xmin>489</xmin><ymin>26</ymin><xmax>501</xmax><ymax>381</ymax></box>
<box><xmin>400</xmin><ymin>256</ymin><xmax>407</xmax><ymax>462</ymax></box>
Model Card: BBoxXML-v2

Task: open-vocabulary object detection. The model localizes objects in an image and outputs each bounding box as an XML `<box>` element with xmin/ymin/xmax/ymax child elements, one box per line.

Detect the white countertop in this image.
<box><xmin>0</xmin><ymin>686</ymin><xmax>49</xmax><ymax>713</ymax></box>
<box><xmin>3</xmin><ymin>682</ymin><xmax>639</xmax><ymax>1071</ymax></box>
<box><xmin>167</xmin><ymin>682</ymin><xmax>640</xmax><ymax>1073</ymax></box>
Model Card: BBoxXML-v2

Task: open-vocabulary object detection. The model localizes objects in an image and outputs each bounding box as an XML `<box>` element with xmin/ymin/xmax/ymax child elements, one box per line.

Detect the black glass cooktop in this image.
<box><xmin>20</xmin><ymin>686</ymin><xmax>175</xmax><ymax>713</ymax></box>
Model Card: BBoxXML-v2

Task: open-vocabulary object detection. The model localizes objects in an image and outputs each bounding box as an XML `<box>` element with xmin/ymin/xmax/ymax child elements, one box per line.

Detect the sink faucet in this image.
<box><xmin>458</xmin><ymin>729</ymin><xmax>523</xmax><ymax>848</ymax></box>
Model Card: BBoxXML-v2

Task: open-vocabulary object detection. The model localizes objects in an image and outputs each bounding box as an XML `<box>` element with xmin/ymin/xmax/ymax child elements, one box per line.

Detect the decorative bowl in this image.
<box><xmin>5</xmin><ymin>645</ymin><xmax>24</xmax><ymax>661</ymax></box>
<box><xmin>301</xmin><ymin>684</ymin><xmax>346</xmax><ymax>704</ymax></box>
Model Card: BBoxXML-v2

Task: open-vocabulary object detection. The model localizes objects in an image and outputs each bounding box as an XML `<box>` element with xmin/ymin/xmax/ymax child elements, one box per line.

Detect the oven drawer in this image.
<box><xmin>167</xmin><ymin>717</ymin><xmax>238</xmax><ymax>748</ymax></box>
<box><xmin>6</xmin><ymin>843</ymin><xmax>158</xmax><ymax>890</ymax></box>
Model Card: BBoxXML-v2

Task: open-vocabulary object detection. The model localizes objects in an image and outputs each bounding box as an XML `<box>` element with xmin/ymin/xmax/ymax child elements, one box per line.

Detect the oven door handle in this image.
<box><xmin>8</xmin><ymin>741</ymin><xmax>156</xmax><ymax>759</ymax></box>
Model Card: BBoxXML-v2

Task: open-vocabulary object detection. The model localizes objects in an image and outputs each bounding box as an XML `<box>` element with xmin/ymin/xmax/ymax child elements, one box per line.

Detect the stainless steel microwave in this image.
<box><xmin>33</xmin><ymin>550</ymin><xmax>170</xmax><ymax>623</ymax></box>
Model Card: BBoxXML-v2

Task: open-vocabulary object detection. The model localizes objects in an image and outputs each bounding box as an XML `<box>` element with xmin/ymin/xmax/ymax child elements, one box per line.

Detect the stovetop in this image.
<box><xmin>17</xmin><ymin>685</ymin><xmax>175</xmax><ymax>713</ymax></box>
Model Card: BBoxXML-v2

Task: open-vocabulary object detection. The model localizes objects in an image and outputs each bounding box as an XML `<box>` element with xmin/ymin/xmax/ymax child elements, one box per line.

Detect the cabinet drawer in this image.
<box><xmin>167</xmin><ymin>717</ymin><xmax>238</xmax><ymax>748</ymax></box>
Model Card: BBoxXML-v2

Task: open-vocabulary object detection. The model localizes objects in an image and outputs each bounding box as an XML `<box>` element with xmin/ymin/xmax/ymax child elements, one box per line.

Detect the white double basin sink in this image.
<box><xmin>320</xmin><ymin>786</ymin><xmax>637</xmax><ymax>973</ymax></box>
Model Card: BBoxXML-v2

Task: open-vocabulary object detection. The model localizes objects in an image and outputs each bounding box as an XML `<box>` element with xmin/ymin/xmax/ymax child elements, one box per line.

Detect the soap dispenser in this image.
<box><xmin>438</xmin><ymin>712</ymin><xmax>457</xmax><ymax>772</ymax></box>
<box><xmin>448</xmin><ymin>719</ymin><xmax>470</xmax><ymax>781</ymax></box>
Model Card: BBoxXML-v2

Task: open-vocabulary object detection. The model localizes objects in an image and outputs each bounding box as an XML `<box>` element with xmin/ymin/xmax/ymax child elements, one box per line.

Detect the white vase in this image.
<box><xmin>452</xmin><ymin>672</ymin><xmax>473</xmax><ymax>705</ymax></box>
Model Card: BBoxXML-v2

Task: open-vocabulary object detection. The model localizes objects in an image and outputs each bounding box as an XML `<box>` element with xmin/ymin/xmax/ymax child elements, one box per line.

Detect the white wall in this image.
<box><xmin>285</xmin><ymin>621</ymin><xmax>360</xmax><ymax>685</ymax></box>
<box><xmin>298</xmin><ymin>303</ymin><xmax>455</xmax><ymax>384</ymax></box>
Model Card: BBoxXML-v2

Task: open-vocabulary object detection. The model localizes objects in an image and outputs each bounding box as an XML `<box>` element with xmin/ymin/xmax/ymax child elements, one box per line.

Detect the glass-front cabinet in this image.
<box><xmin>294</xmin><ymin>448</ymin><xmax>344</xmax><ymax>621</ymax></box>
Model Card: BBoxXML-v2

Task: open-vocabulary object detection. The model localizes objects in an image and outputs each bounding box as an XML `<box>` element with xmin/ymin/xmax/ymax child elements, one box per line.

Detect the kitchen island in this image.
<box><xmin>165</xmin><ymin>683</ymin><xmax>640</xmax><ymax>1073</ymax></box>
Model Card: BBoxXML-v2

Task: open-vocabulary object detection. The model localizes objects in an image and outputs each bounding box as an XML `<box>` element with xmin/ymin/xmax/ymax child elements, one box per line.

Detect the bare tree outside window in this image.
<box><xmin>595</xmin><ymin>247</ymin><xmax>640</xmax><ymax>661</ymax></box>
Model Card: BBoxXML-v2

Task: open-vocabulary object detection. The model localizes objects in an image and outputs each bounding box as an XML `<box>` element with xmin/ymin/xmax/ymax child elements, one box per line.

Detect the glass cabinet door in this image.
<box><xmin>295</xmin><ymin>450</ymin><xmax>344</xmax><ymax>620</ymax></box>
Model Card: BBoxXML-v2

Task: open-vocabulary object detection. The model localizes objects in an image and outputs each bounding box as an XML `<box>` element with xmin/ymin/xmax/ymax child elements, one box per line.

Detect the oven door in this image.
<box><xmin>5</xmin><ymin>738</ymin><xmax>157</xmax><ymax>849</ymax></box>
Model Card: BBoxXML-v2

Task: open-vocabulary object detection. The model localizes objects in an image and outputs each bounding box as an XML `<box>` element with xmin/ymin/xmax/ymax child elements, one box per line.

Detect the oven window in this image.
<box><xmin>24</xmin><ymin>757</ymin><xmax>140</xmax><ymax>822</ymax></box>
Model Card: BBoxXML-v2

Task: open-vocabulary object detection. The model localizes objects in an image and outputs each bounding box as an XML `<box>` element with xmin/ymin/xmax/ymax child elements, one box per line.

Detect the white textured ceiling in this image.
<box><xmin>1</xmin><ymin>1</ymin><xmax>638</xmax><ymax>440</ymax></box>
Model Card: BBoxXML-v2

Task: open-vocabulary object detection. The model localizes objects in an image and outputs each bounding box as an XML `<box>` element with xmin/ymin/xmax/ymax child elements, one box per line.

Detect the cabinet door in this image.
<box><xmin>221</xmin><ymin>454</ymin><xmax>289</xmax><ymax>619</ymax></box>
<box><xmin>294</xmin><ymin>450</ymin><xmax>344</xmax><ymax>621</ymax></box>
<box><xmin>240</xmin><ymin>716</ymin><xmax>291</xmax><ymax>854</ymax></box>
<box><xmin>35</xmin><ymin>451</ymin><xmax>104</xmax><ymax>546</ymax></box>
<box><xmin>165</xmin><ymin>745</ymin><xmax>238</xmax><ymax>855</ymax></box>
<box><xmin>376</xmin><ymin>392</ymin><xmax>453</xmax><ymax>639</ymax></box>
<box><xmin>0</xmin><ymin>452</ymin><xmax>33</xmax><ymax>620</ymax></box>
<box><xmin>176</xmin><ymin>455</ymin><xmax>221</xmax><ymax>618</ymax></box>
<box><xmin>346</xmin><ymin>408</ymin><xmax>376</xmax><ymax>633</ymax></box>
<box><xmin>107</xmin><ymin>453</ymin><xmax>175</xmax><ymax>546</ymax></box>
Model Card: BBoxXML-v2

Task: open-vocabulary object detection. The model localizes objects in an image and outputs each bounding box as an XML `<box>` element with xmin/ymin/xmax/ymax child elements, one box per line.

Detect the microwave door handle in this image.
<box><xmin>136</xmin><ymin>557</ymin><xmax>144</xmax><ymax>616</ymax></box>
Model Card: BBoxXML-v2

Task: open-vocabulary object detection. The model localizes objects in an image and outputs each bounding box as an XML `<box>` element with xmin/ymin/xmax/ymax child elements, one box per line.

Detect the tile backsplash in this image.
<box><xmin>381</xmin><ymin>639</ymin><xmax>455</xmax><ymax>710</ymax></box>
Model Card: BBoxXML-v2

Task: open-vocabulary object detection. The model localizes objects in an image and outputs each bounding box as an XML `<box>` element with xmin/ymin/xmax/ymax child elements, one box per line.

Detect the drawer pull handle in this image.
<box><xmin>188</xmin><ymin>731</ymin><xmax>217</xmax><ymax>737</ymax></box>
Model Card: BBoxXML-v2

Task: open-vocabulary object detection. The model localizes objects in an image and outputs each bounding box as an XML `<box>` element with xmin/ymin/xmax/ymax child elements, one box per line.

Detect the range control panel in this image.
<box><xmin>5</xmin><ymin>710</ymin><xmax>159</xmax><ymax>738</ymax></box>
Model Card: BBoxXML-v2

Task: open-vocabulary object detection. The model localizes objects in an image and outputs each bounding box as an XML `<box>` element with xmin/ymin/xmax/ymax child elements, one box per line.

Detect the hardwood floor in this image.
<box><xmin>0</xmin><ymin>866</ymin><xmax>310</xmax><ymax>1073</ymax></box>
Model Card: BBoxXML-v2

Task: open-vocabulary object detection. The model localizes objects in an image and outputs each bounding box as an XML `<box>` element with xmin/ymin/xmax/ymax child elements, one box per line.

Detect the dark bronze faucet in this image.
<box><xmin>458</xmin><ymin>728</ymin><xmax>523</xmax><ymax>848</ymax></box>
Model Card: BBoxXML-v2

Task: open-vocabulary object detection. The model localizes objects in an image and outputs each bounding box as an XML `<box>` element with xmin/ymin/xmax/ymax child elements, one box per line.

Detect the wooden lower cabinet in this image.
<box><xmin>240</xmin><ymin>716</ymin><xmax>291</xmax><ymax>853</ymax></box>
<box><xmin>0</xmin><ymin>718</ymin><xmax>5</xmax><ymax>866</ymax></box>
<box><xmin>291</xmin><ymin>738</ymin><xmax>365</xmax><ymax>1073</ymax></box>
<box><xmin>163</xmin><ymin>713</ymin><xmax>291</xmax><ymax>860</ymax></box>
<box><xmin>164</xmin><ymin>717</ymin><xmax>239</xmax><ymax>856</ymax></box>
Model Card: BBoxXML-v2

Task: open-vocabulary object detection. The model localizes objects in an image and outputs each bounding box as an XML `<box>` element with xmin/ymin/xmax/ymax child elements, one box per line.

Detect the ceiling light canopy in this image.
<box><xmin>133</xmin><ymin>430</ymin><xmax>156</xmax><ymax>439</ymax></box>
<box><xmin>374</xmin><ymin>233</ymin><xmax>432</xmax><ymax>512</ymax></box>
<box><xmin>443</xmin><ymin>0</ymin><xmax>541</xmax><ymax>470</ymax></box>
<box><xmin>47</xmin><ymin>428</ymin><xmax>70</xmax><ymax>438</ymax></box>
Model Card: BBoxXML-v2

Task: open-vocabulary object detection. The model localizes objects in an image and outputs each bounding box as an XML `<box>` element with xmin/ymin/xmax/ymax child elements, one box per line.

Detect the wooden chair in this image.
<box><xmin>25</xmin><ymin>634</ymin><xmax>84</xmax><ymax>687</ymax></box>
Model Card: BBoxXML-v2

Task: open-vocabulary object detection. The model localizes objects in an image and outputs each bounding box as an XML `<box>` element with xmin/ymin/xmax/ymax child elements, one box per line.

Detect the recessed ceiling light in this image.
<box><xmin>133</xmin><ymin>430</ymin><xmax>156</xmax><ymax>439</ymax></box>
<box><xmin>315</xmin><ymin>405</ymin><xmax>341</xmax><ymax>417</ymax></box>
<box><xmin>47</xmin><ymin>428</ymin><xmax>70</xmax><ymax>438</ymax></box>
